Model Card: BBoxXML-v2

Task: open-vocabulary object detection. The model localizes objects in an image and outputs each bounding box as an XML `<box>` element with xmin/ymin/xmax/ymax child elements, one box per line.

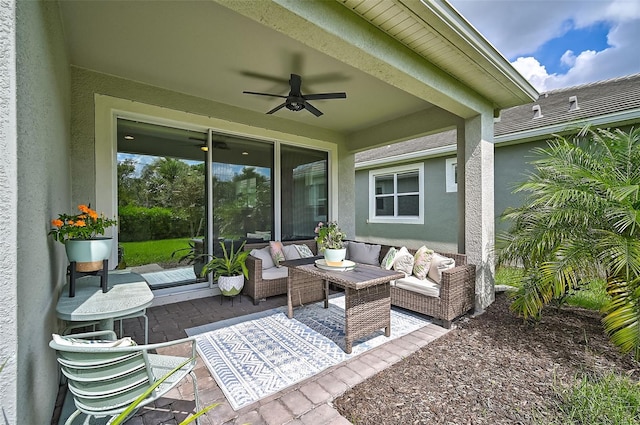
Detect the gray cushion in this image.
<box><xmin>250</xmin><ymin>246</ymin><xmax>275</xmax><ymax>270</ymax></box>
<box><xmin>347</xmin><ymin>242</ymin><xmax>381</xmax><ymax>265</ymax></box>
<box><xmin>282</xmin><ymin>244</ymin><xmax>301</xmax><ymax>260</ymax></box>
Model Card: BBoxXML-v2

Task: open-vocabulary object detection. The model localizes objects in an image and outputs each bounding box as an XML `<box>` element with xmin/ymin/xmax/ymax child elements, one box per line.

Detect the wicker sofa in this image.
<box><xmin>242</xmin><ymin>239</ymin><xmax>475</xmax><ymax>328</ymax></box>
<box><xmin>377</xmin><ymin>244</ymin><xmax>475</xmax><ymax>328</ymax></box>
<box><xmin>242</xmin><ymin>239</ymin><xmax>322</xmax><ymax>305</ymax></box>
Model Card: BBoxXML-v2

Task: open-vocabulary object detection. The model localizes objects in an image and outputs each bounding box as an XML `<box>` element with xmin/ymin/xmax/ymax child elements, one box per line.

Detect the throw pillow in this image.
<box><xmin>380</xmin><ymin>247</ymin><xmax>398</xmax><ymax>270</ymax></box>
<box><xmin>413</xmin><ymin>245</ymin><xmax>434</xmax><ymax>280</ymax></box>
<box><xmin>294</xmin><ymin>244</ymin><xmax>314</xmax><ymax>258</ymax></box>
<box><xmin>393</xmin><ymin>252</ymin><xmax>414</xmax><ymax>276</ymax></box>
<box><xmin>250</xmin><ymin>246</ymin><xmax>275</xmax><ymax>270</ymax></box>
<box><xmin>347</xmin><ymin>242</ymin><xmax>382</xmax><ymax>265</ymax></box>
<box><xmin>52</xmin><ymin>334</ymin><xmax>136</xmax><ymax>347</ymax></box>
<box><xmin>428</xmin><ymin>253</ymin><xmax>456</xmax><ymax>283</ymax></box>
<box><xmin>269</xmin><ymin>241</ymin><xmax>285</xmax><ymax>267</ymax></box>
<box><xmin>282</xmin><ymin>244</ymin><xmax>301</xmax><ymax>260</ymax></box>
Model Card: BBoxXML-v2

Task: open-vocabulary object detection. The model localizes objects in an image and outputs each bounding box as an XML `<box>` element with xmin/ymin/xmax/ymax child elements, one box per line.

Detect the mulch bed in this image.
<box><xmin>334</xmin><ymin>291</ymin><xmax>639</xmax><ymax>424</ymax></box>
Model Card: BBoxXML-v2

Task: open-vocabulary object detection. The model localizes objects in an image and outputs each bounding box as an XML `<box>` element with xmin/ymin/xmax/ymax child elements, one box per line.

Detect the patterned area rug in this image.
<box><xmin>185</xmin><ymin>296</ymin><xmax>431</xmax><ymax>410</ymax></box>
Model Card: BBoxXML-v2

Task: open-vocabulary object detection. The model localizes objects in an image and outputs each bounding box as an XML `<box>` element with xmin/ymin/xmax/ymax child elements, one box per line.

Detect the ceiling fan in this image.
<box><xmin>243</xmin><ymin>73</ymin><xmax>346</xmax><ymax>117</ymax></box>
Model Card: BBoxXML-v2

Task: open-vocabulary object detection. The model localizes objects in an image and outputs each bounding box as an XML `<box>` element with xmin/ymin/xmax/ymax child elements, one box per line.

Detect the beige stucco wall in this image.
<box><xmin>9</xmin><ymin>1</ymin><xmax>71</xmax><ymax>424</ymax></box>
<box><xmin>0</xmin><ymin>0</ymin><xmax>18</xmax><ymax>421</ymax></box>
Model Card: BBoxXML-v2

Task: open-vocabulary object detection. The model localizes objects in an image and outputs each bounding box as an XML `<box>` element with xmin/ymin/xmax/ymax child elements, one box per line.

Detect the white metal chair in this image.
<box><xmin>50</xmin><ymin>330</ymin><xmax>199</xmax><ymax>425</ymax></box>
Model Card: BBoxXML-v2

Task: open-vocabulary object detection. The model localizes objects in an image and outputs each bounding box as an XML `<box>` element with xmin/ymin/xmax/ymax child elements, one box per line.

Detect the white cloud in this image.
<box><xmin>450</xmin><ymin>0</ymin><xmax>640</xmax><ymax>90</ymax></box>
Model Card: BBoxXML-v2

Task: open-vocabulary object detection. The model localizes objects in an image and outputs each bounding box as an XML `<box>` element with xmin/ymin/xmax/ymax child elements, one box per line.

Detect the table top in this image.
<box><xmin>56</xmin><ymin>271</ymin><xmax>154</xmax><ymax>322</ymax></box>
<box><xmin>290</xmin><ymin>261</ymin><xmax>404</xmax><ymax>290</ymax></box>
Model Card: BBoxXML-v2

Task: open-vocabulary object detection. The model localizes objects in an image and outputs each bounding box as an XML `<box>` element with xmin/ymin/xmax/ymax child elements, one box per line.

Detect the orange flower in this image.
<box><xmin>88</xmin><ymin>210</ymin><xmax>98</xmax><ymax>219</ymax></box>
<box><xmin>74</xmin><ymin>220</ymin><xmax>86</xmax><ymax>227</ymax></box>
<box><xmin>51</xmin><ymin>219</ymin><xmax>64</xmax><ymax>228</ymax></box>
<box><xmin>78</xmin><ymin>204</ymin><xmax>90</xmax><ymax>213</ymax></box>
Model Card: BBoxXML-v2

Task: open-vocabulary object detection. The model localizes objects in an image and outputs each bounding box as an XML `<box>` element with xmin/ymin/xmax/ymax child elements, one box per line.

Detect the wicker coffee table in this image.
<box><xmin>286</xmin><ymin>260</ymin><xmax>404</xmax><ymax>353</ymax></box>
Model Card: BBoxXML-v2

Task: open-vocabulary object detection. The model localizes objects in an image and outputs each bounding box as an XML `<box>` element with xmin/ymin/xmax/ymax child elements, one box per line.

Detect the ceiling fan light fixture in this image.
<box><xmin>286</xmin><ymin>102</ymin><xmax>304</xmax><ymax>112</ymax></box>
<box><xmin>200</xmin><ymin>145</ymin><xmax>209</xmax><ymax>152</ymax></box>
<box><xmin>124</xmin><ymin>134</ymin><xmax>135</xmax><ymax>140</ymax></box>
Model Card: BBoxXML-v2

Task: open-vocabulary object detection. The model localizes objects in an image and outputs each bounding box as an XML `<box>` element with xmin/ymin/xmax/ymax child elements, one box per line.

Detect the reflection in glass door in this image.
<box><xmin>210</xmin><ymin>136</ymin><xmax>273</xmax><ymax>254</ymax></box>
<box><xmin>116</xmin><ymin>119</ymin><xmax>209</xmax><ymax>290</ymax></box>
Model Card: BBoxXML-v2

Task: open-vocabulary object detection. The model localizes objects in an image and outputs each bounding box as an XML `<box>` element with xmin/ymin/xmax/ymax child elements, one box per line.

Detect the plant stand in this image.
<box><xmin>67</xmin><ymin>259</ymin><xmax>108</xmax><ymax>297</ymax></box>
<box><xmin>220</xmin><ymin>292</ymin><xmax>242</xmax><ymax>306</ymax></box>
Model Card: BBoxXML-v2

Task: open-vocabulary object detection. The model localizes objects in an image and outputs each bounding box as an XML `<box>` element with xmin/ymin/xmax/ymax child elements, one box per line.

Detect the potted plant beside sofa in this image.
<box><xmin>202</xmin><ymin>241</ymin><xmax>249</xmax><ymax>300</ymax></box>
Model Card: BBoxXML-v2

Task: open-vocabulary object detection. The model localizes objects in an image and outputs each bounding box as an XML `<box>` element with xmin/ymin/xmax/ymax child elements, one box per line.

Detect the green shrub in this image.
<box><xmin>119</xmin><ymin>205</ymin><xmax>191</xmax><ymax>242</ymax></box>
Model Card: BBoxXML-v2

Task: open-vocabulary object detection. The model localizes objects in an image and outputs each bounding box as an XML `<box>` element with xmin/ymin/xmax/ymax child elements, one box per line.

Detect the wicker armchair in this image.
<box><xmin>376</xmin><ymin>245</ymin><xmax>475</xmax><ymax>329</ymax></box>
<box><xmin>243</xmin><ymin>239</ymin><xmax>321</xmax><ymax>305</ymax></box>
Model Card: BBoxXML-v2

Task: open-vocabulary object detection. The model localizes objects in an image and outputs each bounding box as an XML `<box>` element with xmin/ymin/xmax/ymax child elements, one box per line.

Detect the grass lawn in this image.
<box><xmin>119</xmin><ymin>238</ymin><xmax>195</xmax><ymax>267</ymax></box>
<box><xmin>495</xmin><ymin>266</ymin><xmax>610</xmax><ymax>311</ymax></box>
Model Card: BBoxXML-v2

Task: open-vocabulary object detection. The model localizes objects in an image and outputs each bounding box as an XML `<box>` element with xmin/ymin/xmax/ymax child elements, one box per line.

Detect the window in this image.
<box><xmin>446</xmin><ymin>158</ymin><xmax>457</xmax><ymax>193</ymax></box>
<box><xmin>369</xmin><ymin>164</ymin><xmax>424</xmax><ymax>224</ymax></box>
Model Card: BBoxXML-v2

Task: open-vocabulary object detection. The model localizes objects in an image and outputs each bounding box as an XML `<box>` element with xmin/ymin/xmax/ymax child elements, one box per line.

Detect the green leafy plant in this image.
<box><xmin>314</xmin><ymin>221</ymin><xmax>346</xmax><ymax>250</ymax></box>
<box><xmin>49</xmin><ymin>204</ymin><xmax>117</xmax><ymax>243</ymax></box>
<box><xmin>497</xmin><ymin>126</ymin><xmax>640</xmax><ymax>358</ymax></box>
<box><xmin>201</xmin><ymin>241</ymin><xmax>249</xmax><ymax>280</ymax></box>
<box><xmin>551</xmin><ymin>372</ymin><xmax>640</xmax><ymax>424</ymax></box>
<box><xmin>111</xmin><ymin>357</ymin><xmax>218</xmax><ymax>425</ymax></box>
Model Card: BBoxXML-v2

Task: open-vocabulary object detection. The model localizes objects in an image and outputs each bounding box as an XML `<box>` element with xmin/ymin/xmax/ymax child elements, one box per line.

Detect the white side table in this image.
<box><xmin>56</xmin><ymin>271</ymin><xmax>154</xmax><ymax>332</ymax></box>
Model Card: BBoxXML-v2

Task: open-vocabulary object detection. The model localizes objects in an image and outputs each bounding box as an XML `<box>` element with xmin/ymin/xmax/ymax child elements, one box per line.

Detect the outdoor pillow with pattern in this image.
<box><xmin>294</xmin><ymin>244</ymin><xmax>314</xmax><ymax>258</ymax></box>
<box><xmin>413</xmin><ymin>245</ymin><xmax>434</xmax><ymax>280</ymax></box>
<box><xmin>393</xmin><ymin>249</ymin><xmax>414</xmax><ymax>277</ymax></box>
<box><xmin>380</xmin><ymin>247</ymin><xmax>398</xmax><ymax>270</ymax></box>
<box><xmin>269</xmin><ymin>241</ymin><xmax>286</xmax><ymax>267</ymax></box>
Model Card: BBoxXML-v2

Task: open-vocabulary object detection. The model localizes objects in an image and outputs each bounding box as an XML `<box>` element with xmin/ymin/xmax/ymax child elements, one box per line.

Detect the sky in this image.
<box><xmin>449</xmin><ymin>0</ymin><xmax>640</xmax><ymax>92</ymax></box>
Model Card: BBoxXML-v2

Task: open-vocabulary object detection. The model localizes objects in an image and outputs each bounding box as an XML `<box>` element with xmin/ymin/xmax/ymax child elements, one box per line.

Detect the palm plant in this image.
<box><xmin>497</xmin><ymin>126</ymin><xmax>640</xmax><ymax>359</ymax></box>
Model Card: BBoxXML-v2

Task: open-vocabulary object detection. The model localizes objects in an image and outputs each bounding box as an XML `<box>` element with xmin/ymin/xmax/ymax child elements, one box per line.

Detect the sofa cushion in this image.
<box><xmin>395</xmin><ymin>275</ymin><xmax>441</xmax><ymax>298</ymax></box>
<box><xmin>262</xmin><ymin>266</ymin><xmax>289</xmax><ymax>280</ymax></box>
<box><xmin>428</xmin><ymin>253</ymin><xmax>456</xmax><ymax>283</ymax></box>
<box><xmin>269</xmin><ymin>241</ymin><xmax>285</xmax><ymax>267</ymax></box>
<box><xmin>380</xmin><ymin>247</ymin><xmax>398</xmax><ymax>270</ymax></box>
<box><xmin>347</xmin><ymin>242</ymin><xmax>381</xmax><ymax>265</ymax></box>
<box><xmin>282</xmin><ymin>244</ymin><xmax>301</xmax><ymax>260</ymax></box>
<box><xmin>250</xmin><ymin>246</ymin><xmax>276</xmax><ymax>270</ymax></box>
<box><xmin>412</xmin><ymin>245</ymin><xmax>434</xmax><ymax>280</ymax></box>
<box><xmin>393</xmin><ymin>249</ymin><xmax>414</xmax><ymax>276</ymax></box>
<box><xmin>295</xmin><ymin>244</ymin><xmax>314</xmax><ymax>258</ymax></box>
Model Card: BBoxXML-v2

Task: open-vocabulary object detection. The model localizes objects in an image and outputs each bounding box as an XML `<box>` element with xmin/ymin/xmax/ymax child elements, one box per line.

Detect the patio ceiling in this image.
<box><xmin>57</xmin><ymin>0</ymin><xmax>536</xmax><ymax>149</ymax></box>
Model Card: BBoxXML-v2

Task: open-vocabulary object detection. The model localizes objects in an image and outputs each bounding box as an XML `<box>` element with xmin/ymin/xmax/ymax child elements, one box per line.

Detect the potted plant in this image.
<box><xmin>314</xmin><ymin>221</ymin><xmax>347</xmax><ymax>266</ymax></box>
<box><xmin>201</xmin><ymin>241</ymin><xmax>249</xmax><ymax>296</ymax></box>
<box><xmin>171</xmin><ymin>238</ymin><xmax>207</xmax><ymax>279</ymax></box>
<box><xmin>49</xmin><ymin>204</ymin><xmax>118</xmax><ymax>272</ymax></box>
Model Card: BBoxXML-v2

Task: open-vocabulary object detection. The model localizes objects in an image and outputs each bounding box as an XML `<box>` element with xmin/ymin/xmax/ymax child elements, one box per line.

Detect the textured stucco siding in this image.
<box><xmin>0</xmin><ymin>0</ymin><xmax>18</xmax><ymax>422</ymax></box>
<box><xmin>14</xmin><ymin>1</ymin><xmax>71</xmax><ymax>424</ymax></box>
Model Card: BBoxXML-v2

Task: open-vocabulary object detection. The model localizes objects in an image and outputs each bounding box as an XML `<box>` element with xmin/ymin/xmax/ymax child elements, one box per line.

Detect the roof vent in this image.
<box><xmin>532</xmin><ymin>104</ymin><xmax>543</xmax><ymax>119</ymax></box>
<box><xmin>569</xmin><ymin>95</ymin><xmax>579</xmax><ymax>111</ymax></box>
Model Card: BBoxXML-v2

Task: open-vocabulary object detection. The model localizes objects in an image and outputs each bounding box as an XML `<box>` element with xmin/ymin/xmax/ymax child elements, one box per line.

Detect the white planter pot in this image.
<box><xmin>218</xmin><ymin>274</ymin><xmax>245</xmax><ymax>296</ymax></box>
<box><xmin>324</xmin><ymin>248</ymin><xmax>347</xmax><ymax>266</ymax></box>
<box><xmin>65</xmin><ymin>238</ymin><xmax>113</xmax><ymax>272</ymax></box>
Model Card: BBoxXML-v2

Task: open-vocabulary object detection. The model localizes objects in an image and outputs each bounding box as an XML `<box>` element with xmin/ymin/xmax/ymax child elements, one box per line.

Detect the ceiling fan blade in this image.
<box><xmin>289</xmin><ymin>74</ymin><xmax>302</xmax><ymax>96</ymax></box>
<box><xmin>304</xmin><ymin>92</ymin><xmax>347</xmax><ymax>100</ymax></box>
<box><xmin>243</xmin><ymin>91</ymin><xmax>288</xmax><ymax>99</ymax></box>
<box><xmin>303</xmin><ymin>101</ymin><xmax>323</xmax><ymax>117</ymax></box>
<box><xmin>266</xmin><ymin>103</ymin><xmax>287</xmax><ymax>115</ymax></box>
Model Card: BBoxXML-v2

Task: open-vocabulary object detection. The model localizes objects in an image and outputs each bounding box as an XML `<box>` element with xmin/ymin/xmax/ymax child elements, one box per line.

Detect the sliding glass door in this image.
<box><xmin>116</xmin><ymin>118</ymin><xmax>327</xmax><ymax>291</ymax></box>
<box><xmin>117</xmin><ymin>119</ymin><xmax>209</xmax><ymax>289</ymax></box>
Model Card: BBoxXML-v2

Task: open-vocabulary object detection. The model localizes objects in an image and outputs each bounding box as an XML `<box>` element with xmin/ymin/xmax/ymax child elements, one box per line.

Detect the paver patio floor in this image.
<box><xmin>54</xmin><ymin>292</ymin><xmax>449</xmax><ymax>425</ymax></box>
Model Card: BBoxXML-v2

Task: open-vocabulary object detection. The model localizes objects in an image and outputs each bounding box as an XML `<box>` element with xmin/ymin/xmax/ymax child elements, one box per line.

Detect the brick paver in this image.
<box><xmin>56</xmin><ymin>292</ymin><xmax>451</xmax><ymax>425</ymax></box>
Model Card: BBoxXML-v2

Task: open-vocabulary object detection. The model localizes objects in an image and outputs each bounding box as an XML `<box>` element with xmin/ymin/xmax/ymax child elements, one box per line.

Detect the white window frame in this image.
<box><xmin>368</xmin><ymin>163</ymin><xmax>424</xmax><ymax>224</ymax></box>
<box><xmin>445</xmin><ymin>158</ymin><xmax>457</xmax><ymax>193</ymax></box>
